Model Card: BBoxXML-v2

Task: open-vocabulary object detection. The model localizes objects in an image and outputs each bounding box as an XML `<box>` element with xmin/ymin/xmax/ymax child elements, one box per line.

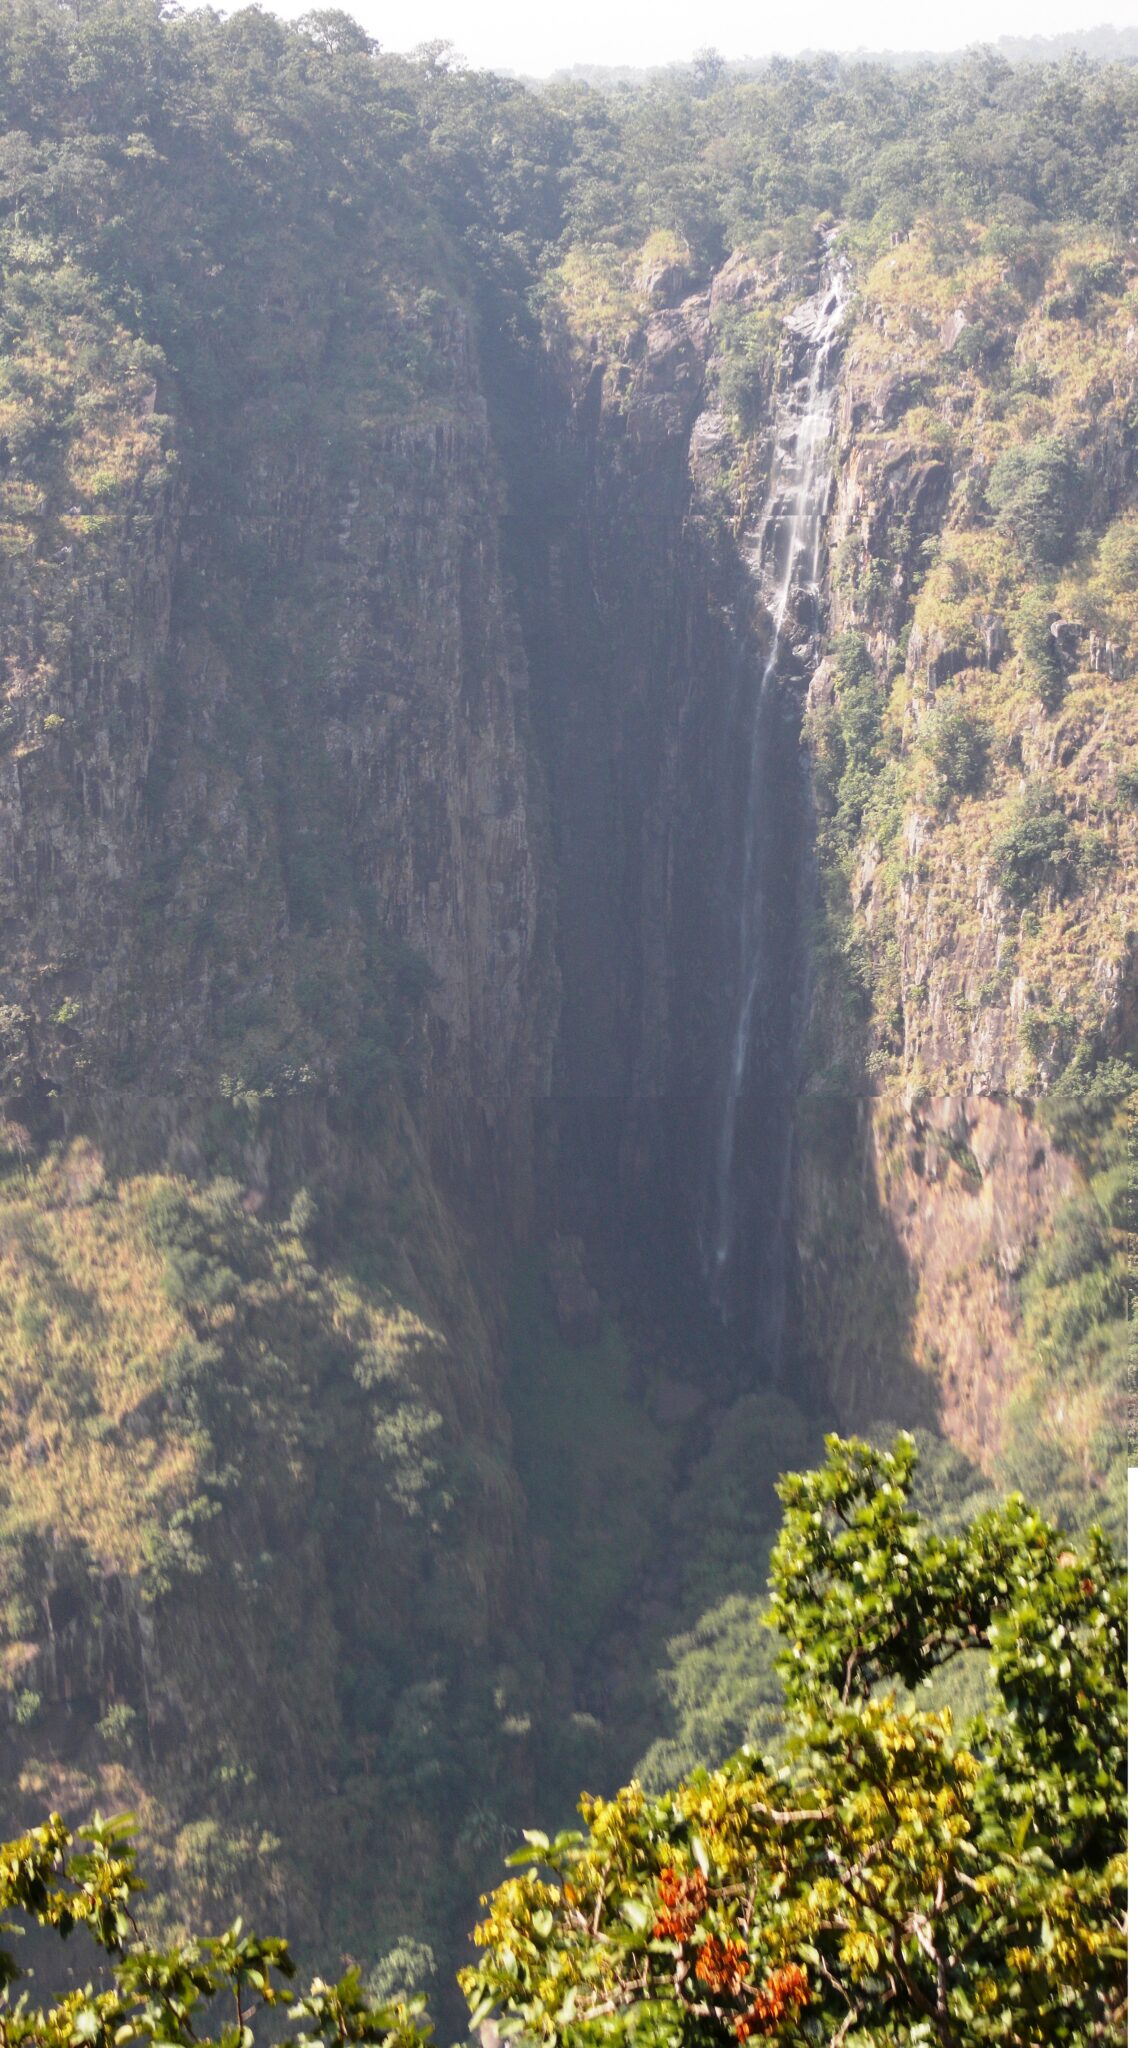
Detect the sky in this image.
<box><xmin>268</xmin><ymin>0</ymin><xmax>1138</xmax><ymax>79</ymax></box>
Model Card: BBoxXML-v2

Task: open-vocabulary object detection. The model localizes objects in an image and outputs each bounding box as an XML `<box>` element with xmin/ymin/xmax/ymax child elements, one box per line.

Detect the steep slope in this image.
<box><xmin>508</xmin><ymin>214</ymin><xmax>1132</xmax><ymax>1534</ymax></box>
<box><xmin>0</xmin><ymin>5</ymin><xmax>554</xmax><ymax>1991</ymax></box>
<box><xmin>0</xmin><ymin>8</ymin><xmax>1133</xmax><ymax>2010</ymax></box>
<box><xmin>496</xmin><ymin>250</ymin><xmax>824</xmax><ymax>1364</ymax></box>
<box><xmin>796</xmin><ymin>219</ymin><xmax>1135</xmax><ymax>1525</ymax></box>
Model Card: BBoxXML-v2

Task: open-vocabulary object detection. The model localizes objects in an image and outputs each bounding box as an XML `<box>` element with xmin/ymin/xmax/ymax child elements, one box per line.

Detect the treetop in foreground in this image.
<box><xmin>0</xmin><ymin>1812</ymin><xmax>430</xmax><ymax>2048</ymax></box>
<box><xmin>461</xmin><ymin>1434</ymin><xmax>1126</xmax><ymax>2046</ymax></box>
<box><xmin>0</xmin><ymin>1437</ymin><xmax>1124</xmax><ymax>2047</ymax></box>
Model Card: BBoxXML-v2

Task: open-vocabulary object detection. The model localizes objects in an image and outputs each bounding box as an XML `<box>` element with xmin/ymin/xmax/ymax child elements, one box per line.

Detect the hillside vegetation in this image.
<box><xmin>0</xmin><ymin>1</ymin><xmax>1131</xmax><ymax>2018</ymax></box>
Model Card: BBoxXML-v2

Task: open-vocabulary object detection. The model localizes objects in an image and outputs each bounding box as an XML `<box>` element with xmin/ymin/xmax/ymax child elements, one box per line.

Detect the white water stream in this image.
<box><xmin>704</xmin><ymin>260</ymin><xmax>848</xmax><ymax>1330</ymax></box>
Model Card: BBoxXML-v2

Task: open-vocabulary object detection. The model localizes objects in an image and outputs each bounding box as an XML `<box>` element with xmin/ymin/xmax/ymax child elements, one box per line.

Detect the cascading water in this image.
<box><xmin>701</xmin><ymin>257</ymin><xmax>848</xmax><ymax>1356</ymax></box>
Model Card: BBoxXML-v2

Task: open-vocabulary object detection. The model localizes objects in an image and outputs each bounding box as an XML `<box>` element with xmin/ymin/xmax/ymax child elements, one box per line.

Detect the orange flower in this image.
<box><xmin>733</xmin><ymin>1963</ymin><xmax>810</xmax><ymax>2038</ymax></box>
<box><xmin>651</xmin><ymin>1866</ymin><xmax>709</xmax><ymax>1941</ymax></box>
<box><xmin>694</xmin><ymin>1935</ymin><xmax>748</xmax><ymax>1995</ymax></box>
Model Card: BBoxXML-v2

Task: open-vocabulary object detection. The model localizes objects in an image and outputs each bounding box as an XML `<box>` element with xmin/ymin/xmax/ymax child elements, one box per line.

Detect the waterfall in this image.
<box><xmin>701</xmin><ymin>258</ymin><xmax>848</xmax><ymax>1354</ymax></box>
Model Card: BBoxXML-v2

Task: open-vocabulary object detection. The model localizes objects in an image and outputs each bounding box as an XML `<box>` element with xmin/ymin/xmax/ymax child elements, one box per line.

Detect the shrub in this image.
<box><xmin>951</xmin><ymin>320</ymin><xmax>996</xmax><ymax>369</ymax></box>
<box><xmin>813</xmin><ymin>634</ymin><xmax>888</xmax><ymax>849</ymax></box>
<box><xmin>368</xmin><ymin>1940</ymin><xmax>438</xmax><ymax>2008</ymax></box>
<box><xmin>1040</xmin><ymin>1052</ymin><xmax>1138</xmax><ymax>1163</ymax></box>
<box><xmin>1092</xmin><ymin>517</ymin><xmax>1138</xmax><ymax>591</ymax></box>
<box><xmin>989</xmin><ymin>786</ymin><xmax>1077</xmax><ymax>904</ymax></box>
<box><xmin>1077</xmin><ymin>830</ymin><xmax>1112</xmax><ymax>886</ymax></box>
<box><xmin>921</xmin><ymin>694</ymin><xmax>989</xmax><ymax>799</ymax></box>
<box><xmin>161</xmin><ymin>1246</ymin><xmax>241</xmax><ymax>1314</ymax></box>
<box><xmin>1014</xmin><ymin>591</ymin><xmax>1064</xmax><ymax>708</ymax></box>
<box><xmin>96</xmin><ymin>1701</ymin><xmax>139</xmax><ymax>1753</ymax></box>
<box><xmin>288</xmin><ymin>1186</ymin><xmax>319</xmax><ymax>1238</ymax></box>
<box><xmin>986</xmin><ymin>436</ymin><xmax>1080</xmax><ymax>569</ymax></box>
<box><xmin>1037</xmin><ymin>1194</ymin><xmax>1110</xmax><ymax>1286</ymax></box>
<box><xmin>714</xmin><ymin>302</ymin><xmax>782</xmax><ymax>433</ymax></box>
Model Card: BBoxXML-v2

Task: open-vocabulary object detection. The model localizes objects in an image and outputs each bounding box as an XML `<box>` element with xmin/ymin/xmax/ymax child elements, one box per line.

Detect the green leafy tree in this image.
<box><xmin>989</xmin><ymin>785</ymin><xmax>1079</xmax><ymax>905</ymax></box>
<box><xmin>986</xmin><ymin>438</ymin><xmax>1080</xmax><ymax>570</ymax></box>
<box><xmin>461</xmin><ymin>1435</ymin><xmax>1125</xmax><ymax>2045</ymax></box>
<box><xmin>921</xmin><ymin>696</ymin><xmax>989</xmax><ymax>802</ymax></box>
<box><xmin>0</xmin><ymin>1813</ymin><xmax>431</xmax><ymax>2048</ymax></box>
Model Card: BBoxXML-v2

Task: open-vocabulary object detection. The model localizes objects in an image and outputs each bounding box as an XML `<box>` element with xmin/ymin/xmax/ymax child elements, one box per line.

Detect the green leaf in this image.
<box><xmin>619</xmin><ymin>1898</ymin><xmax>653</xmax><ymax>1934</ymax></box>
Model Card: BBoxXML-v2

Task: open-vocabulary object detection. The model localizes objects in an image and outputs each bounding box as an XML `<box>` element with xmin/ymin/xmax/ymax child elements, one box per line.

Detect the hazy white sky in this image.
<box><xmin>271</xmin><ymin>0</ymin><xmax>1138</xmax><ymax>79</ymax></box>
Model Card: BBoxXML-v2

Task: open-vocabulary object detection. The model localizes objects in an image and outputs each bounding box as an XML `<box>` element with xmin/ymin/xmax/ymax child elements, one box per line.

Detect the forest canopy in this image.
<box><xmin>463</xmin><ymin>1435</ymin><xmax>1126</xmax><ymax>2046</ymax></box>
<box><xmin>1</xmin><ymin>1438</ymin><xmax>1125</xmax><ymax>2046</ymax></box>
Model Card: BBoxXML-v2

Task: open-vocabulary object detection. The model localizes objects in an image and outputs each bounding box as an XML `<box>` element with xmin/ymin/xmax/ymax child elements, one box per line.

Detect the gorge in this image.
<box><xmin>703</xmin><ymin>256</ymin><xmax>847</xmax><ymax>1348</ymax></box>
<box><xmin>0</xmin><ymin>8</ymin><xmax>1132</xmax><ymax>2016</ymax></box>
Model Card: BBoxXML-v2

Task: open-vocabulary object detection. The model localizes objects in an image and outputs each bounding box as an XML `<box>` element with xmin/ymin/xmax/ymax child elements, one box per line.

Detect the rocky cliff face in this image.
<box><xmin>0</xmin><ymin>221</ymin><xmax>554</xmax><ymax>1981</ymax></box>
<box><xmin>791</xmin><ymin>226</ymin><xmax>1135</xmax><ymax>1497</ymax></box>
<box><xmin>1</xmin><ymin>67</ymin><xmax>1133</xmax><ymax>1994</ymax></box>
<box><xmin>0</xmin><ymin>295</ymin><xmax>549</xmax><ymax>1216</ymax></box>
<box><xmin>499</xmin><ymin>257</ymin><xmax>822</xmax><ymax>1362</ymax></box>
<box><xmin>507</xmin><ymin>220</ymin><xmax>1132</xmax><ymax>1509</ymax></box>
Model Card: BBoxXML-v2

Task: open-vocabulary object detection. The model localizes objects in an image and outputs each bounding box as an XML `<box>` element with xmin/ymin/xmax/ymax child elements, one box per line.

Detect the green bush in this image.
<box><xmin>1040</xmin><ymin>1052</ymin><xmax>1137</xmax><ymax>1164</ymax></box>
<box><xmin>368</xmin><ymin>1939</ymin><xmax>438</xmax><ymax>2009</ymax></box>
<box><xmin>987</xmin><ymin>436</ymin><xmax>1080</xmax><ymax>569</ymax></box>
<box><xmin>950</xmin><ymin>320</ymin><xmax>996</xmax><ymax>369</ymax></box>
<box><xmin>0</xmin><ymin>1814</ymin><xmax>428</xmax><ymax>2048</ymax></box>
<box><xmin>1014</xmin><ymin>591</ymin><xmax>1064</xmax><ymax>708</ymax></box>
<box><xmin>813</xmin><ymin>634</ymin><xmax>888</xmax><ymax>849</ymax></box>
<box><xmin>1093</xmin><ymin>518</ymin><xmax>1138</xmax><ymax>592</ymax></box>
<box><xmin>96</xmin><ymin>1701</ymin><xmax>139</xmax><ymax>1754</ymax></box>
<box><xmin>713</xmin><ymin>301</ymin><xmax>782</xmax><ymax>434</ymax></box>
<box><xmin>1036</xmin><ymin>1195</ymin><xmax>1110</xmax><ymax>1286</ymax></box>
<box><xmin>989</xmin><ymin>786</ymin><xmax>1077</xmax><ymax>904</ymax></box>
<box><xmin>921</xmin><ymin>694</ymin><xmax>989</xmax><ymax>799</ymax></box>
<box><xmin>637</xmin><ymin>1591</ymin><xmax>783</xmax><ymax>1791</ymax></box>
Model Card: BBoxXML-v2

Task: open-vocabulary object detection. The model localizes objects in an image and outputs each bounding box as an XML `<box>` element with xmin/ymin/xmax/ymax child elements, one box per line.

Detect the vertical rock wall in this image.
<box><xmin>503</xmin><ymin>264</ymin><xmax>821</xmax><ymax>1354</ymax></box>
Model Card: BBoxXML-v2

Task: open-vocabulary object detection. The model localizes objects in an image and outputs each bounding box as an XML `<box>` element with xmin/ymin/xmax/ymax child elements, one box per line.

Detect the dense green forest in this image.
<box><xmin>0</xmin><ymin>2</ymin><xmax>1131</xmax><ymax>2036</ymax></box>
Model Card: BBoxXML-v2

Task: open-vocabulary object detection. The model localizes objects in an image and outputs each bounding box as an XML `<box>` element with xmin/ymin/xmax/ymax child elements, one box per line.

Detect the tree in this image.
<box><xmin>986</xmin><ymin>438</ymin><xmax>1080</xmax><ymax>570</ymax></box>
<box><xmin>989</xmin><ymin>785</ymin><xmax>1078</xmax><ymax>905</ymax></box>
<box><xmin>0</xmin><ymin>1813</ymin><xmax>431</xmax><ymax>2048</ymax></box>
<box><xmin>294</xmin><ymin>12</ymin><xmax>378</xmax><ymax>56</ymax></box>
<box><xmin>461</xmin><ymin>1435</ymin><xmax>1126</xmax><ymax>2046</ymax></box>
<box><xmin>920</xmin><ymin>695</ymin><xmax>989</xmax><ymax>802</ymax></box>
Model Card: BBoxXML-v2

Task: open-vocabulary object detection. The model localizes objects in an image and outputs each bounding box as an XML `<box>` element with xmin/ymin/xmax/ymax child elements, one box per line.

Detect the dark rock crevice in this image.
<box><xmin>482</xmin><ymin>264</ymin><xmax>836</xmax><ymax>1386</ymax></box>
